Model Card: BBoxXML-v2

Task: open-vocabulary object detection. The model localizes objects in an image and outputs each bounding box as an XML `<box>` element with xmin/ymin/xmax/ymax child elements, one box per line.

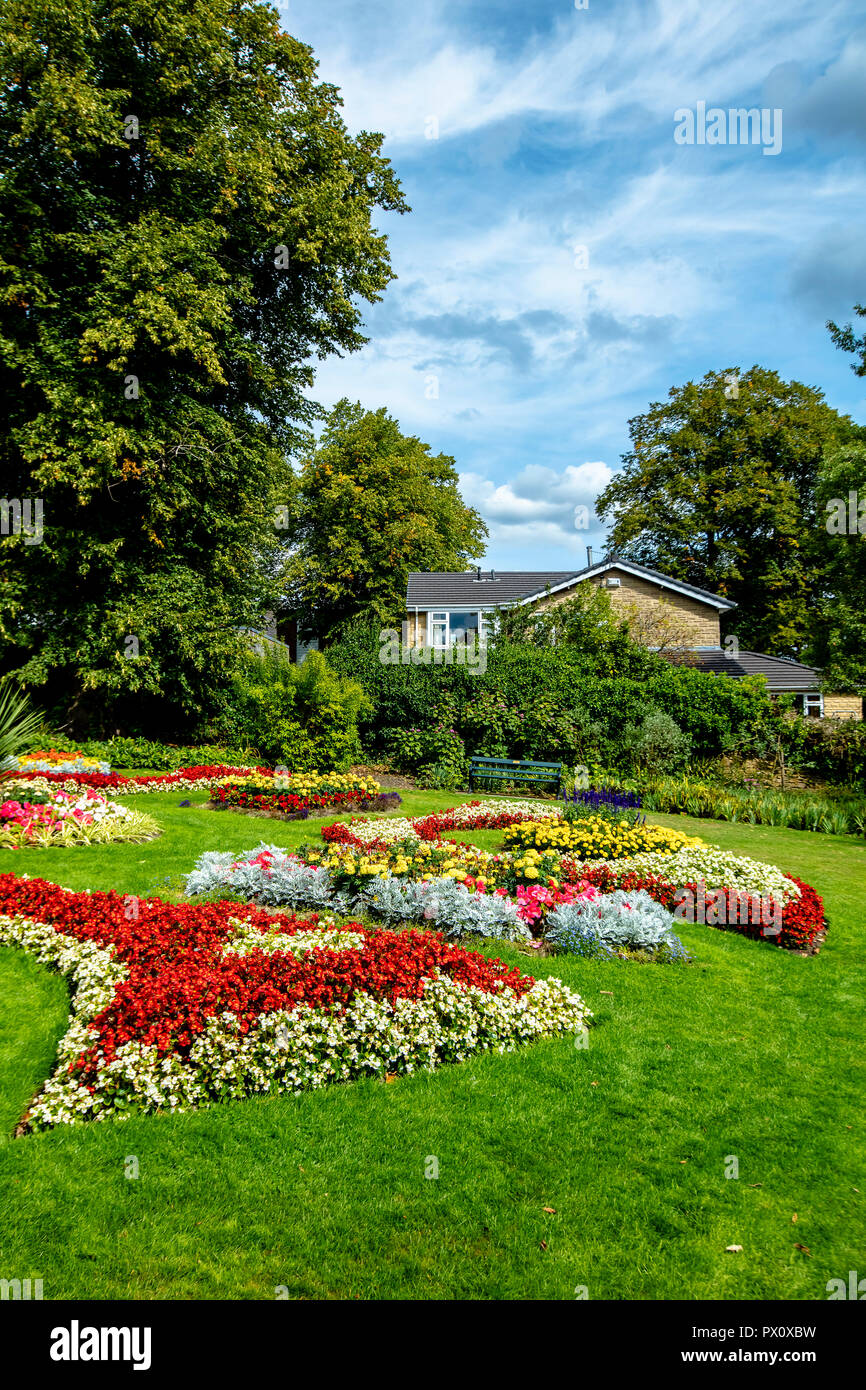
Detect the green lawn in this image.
<box><xmin>0</xmin><ymin>789</ymin><xmax>863</xmax><ymax>1299</ymax></box>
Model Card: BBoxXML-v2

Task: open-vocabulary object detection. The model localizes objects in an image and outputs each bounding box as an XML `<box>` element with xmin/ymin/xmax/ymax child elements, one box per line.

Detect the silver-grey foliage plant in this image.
<box><xmin>546</xmin><ymin>889</ymin><xmax>689</xmax><ymax>959</ymax></box>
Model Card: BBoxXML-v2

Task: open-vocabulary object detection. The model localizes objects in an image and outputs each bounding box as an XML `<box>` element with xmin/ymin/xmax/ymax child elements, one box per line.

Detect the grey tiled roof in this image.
<box><xmin>406</xmin><ymin>557</ymin><xmax>737</xmax><ymax>610</ymax></box>
<box><xmin>667</xmin><ymin>648</ymin><xmax>822</xmax><ymax>691</ymax></box>
<box><xmin>406</xmin><ymin>570</ymin><xmax>578</xmax><ymax>606</ymax></box>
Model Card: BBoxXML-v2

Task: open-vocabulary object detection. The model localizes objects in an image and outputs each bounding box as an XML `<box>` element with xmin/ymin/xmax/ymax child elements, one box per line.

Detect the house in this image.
<box><xmin>404</xmin><ymin>556</ymin><xmax>862</xmax><ymax>720</ymax></box>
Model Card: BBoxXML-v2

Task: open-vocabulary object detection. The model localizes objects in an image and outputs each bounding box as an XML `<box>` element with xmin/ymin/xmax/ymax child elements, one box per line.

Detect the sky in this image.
<box><xmin>280</xmin><ymin>0</ymin><xmax>866</xmax><ymax>570</ymax></box>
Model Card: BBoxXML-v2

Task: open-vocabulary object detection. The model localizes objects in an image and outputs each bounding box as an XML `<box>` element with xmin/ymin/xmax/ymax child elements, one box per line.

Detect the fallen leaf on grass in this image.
<box><xmin>794</xmin><ymin>1244</ymin><xmax>811</xmax><ymax>1256</ymax></box>
<box><xmin>747</xmin><ymin>1183</ymin><xmax>762</xmax><ymax>1188</ymax></box>
<box><xmin>725</xmin><ymin>1245</ymin><xmax>743</xmax><ymax>1253</ymax></box>
<box><xmin>385</xmin><ymin>1073</ymin><xmax>397</xmax><ymax>1083</ymax></box>
<box><xmin>792</xmin><ymin>1213</ymin><xmax>798</xmax><ymax>1223</ymax></box>
<box><xmin>540</xmin><ymin>1241</ymin><xmax>548</xmax><ymax>1251</ymax></box>
<box><xmin>543</xmin><ymin>1207</ymin><xmax>556</xmax><ymax>1215</ymax></box>
<box><xmin>600</xmin><ymin>990</ymin><xmax>613</xmax><ymax>996</ymax></box>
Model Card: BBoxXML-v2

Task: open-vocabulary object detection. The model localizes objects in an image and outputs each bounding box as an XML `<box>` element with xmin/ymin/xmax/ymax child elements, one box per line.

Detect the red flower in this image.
<box><xmin>0</xmin><ymin>873</ymin><xmax>535</xmax><ymax>1084</ymax></box>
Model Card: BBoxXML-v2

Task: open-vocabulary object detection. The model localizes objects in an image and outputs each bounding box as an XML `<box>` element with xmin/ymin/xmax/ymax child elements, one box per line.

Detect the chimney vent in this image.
<box><xmin>586</xmin><ymin>546</ymin><xmax>593</xmax><ymax>566</ymax></box>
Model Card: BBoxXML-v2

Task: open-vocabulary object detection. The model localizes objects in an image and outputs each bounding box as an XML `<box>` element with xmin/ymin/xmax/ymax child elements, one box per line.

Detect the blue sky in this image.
<box><xmin>281</xmin><ymin>0</ymin><xmax>866</xmax><ymax>569</ymax></box>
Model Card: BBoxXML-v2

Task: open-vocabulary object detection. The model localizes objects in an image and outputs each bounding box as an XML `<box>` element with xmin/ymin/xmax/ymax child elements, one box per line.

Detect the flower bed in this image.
<box><xmin>585</xmin><ymin>846</ymin><xmax>800</xmax><ymax>902</ymax></box>
<box><xmin>564</xmin><ymin>864</ymin><xmax>825</xmax><ymax>953</ymax></box>
<box><xmin>6</xmin><ymin>748</ymin><xmax>110</xmax><ymax>774</ymax></box>
<box><xmin>503</xmin><ymin>816</ymin><xmax>705</xmax><ymax>859</ymax></box>
<box><xmin>0</xmin><ymin>873</ymin><xmax>590</xmax><ymax>1129</ymax></box>
<box><xmin>321</xmin><ymin>798</ymin><xmax>557</xmax><ymax>849</ymax></box>
<box><xmin>210</xmin><ymin>772</ymin><xmax>398</xmax><ymax>819</ymax></box>
<box><xmin>182</xmin><ymin>841</ymin><xmax>667</xmax><ymax>955</ymax></box>
<box><xmin>1</xmin><ymin>764</ymin><xmax>260</xmax><ymax>796</ymax></box>
<box><xmin>411</xmin><ymin>799</ymin><xmax>561</xmax><ymax>838</ymax></box>
<box><xmin>0</xmin><ymin>788</ymin><xmax>160</xmax><ymax>849</ymax></box>
<box><xmin>185</xmin><ymin>798</ymin><xmax>827</xmax><ymax>953</ymax></box>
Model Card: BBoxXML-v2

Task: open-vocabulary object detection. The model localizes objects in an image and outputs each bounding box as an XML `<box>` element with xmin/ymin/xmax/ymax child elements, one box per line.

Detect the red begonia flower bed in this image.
<box><xmin>0</xmin><ymin>873</ymin><xmax>588</xmax><ymax>1128</ymax></box>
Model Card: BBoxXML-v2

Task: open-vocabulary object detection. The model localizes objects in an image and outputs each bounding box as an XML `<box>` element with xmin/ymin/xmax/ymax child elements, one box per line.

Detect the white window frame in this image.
<box><xmin>428</xmin><ymin>611</ymin><xmax>449</xmax><ymax>647</ymax></box>
<box><xmin>426</xmin><ymin>609</ymin><xmax>484</xmax><ymax>647</ymax></box>
<box><xmin>802</xmin><ymin>693</ymin><xmax>824</xmax><ymax>718</ymax></box>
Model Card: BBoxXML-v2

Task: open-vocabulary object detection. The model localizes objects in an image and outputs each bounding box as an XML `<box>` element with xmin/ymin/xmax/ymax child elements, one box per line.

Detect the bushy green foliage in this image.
<box><xmin>492</xmin><ymin>583</ymin><xmax>625</xmax><ymax>650</ymax></box>
<box><xmin>327</xmin><ymin>626</ymin><xmax>778</xmax><ymax>773</ymax></box>
<box><xmin>280</xmin><ymin>400</ymin><xmax>486</xmax><ymax>640</ymax></box>
<box><xmin>638</xmin><ymin>774</ymin><xmax>866</xmax><ymax>838</ymax></box>
<box><xmin>790</xmin><ymin>717</ymin><xmax>866</xmax><ymax>790</ymax></box>
<box><xmin>811</xmin><ymin>441</ymin><xmax>866</xmax><ymax>692</ymax></box>
<box><xmin>77</xmin><ymin>737</ymin><xmax>257</xmax><ymax>771</ymax></box>
<box><xmin>621</xmin><ymin>708</ymin><xmax>692</xmax><ymax>773</ymax></box>
<box><xmin>596</xmin><ymin>366</ymin><xmax>856</xmax><ymax>656</ymax></box>
<box><xmin>384</xmin><ymin>724</ymin><xmax>467</xmax><ymax>789</ymax></box>
<box><xmin>0</xmin><ymin>0</ymin><xmax>405</xmax><ymax>731</ymax></box>
<box><xmin>216</xmin><ymin>649</ymin><xmax>368</xmax><ymax>771</ymax></box>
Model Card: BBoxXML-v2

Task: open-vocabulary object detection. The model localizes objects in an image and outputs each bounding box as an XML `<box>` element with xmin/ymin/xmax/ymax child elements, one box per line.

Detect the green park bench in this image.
<box><xmin>468</xmin><ymin>755</ymin><xmax>563</xmax><ymax>793</ymax></box>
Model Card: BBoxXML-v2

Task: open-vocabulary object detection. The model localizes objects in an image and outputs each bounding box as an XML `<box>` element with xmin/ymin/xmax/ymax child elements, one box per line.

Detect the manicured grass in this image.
<box><xmin>0</xmin><ymin>794</ymin><xmax>864</xmax><ymax>1299</ymax></box>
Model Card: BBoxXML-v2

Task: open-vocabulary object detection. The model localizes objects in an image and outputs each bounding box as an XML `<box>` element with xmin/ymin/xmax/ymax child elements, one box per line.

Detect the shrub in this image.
<box><xmin>78</xmin><ymin>737</ymin><xmax>255</xmax><ymax>771</ymax></box>
<box><xmin>546</xmin><ymin>889</ymin><xmax>690</xmax><ymax>961</ymax></box>
<box><xmin>784</xmin><ymin>717</ymin><xmax>866</xmax><ymax>791</ymax></box>
<box><xmin>622</xmin><ymin>708</ymin><xmax>692</xmax><ymax>773</ymax></box>
<box><xmin>385</xmin><ymin>722</ymin><xmax>467</xmax><ymax>787</ymax></box>
<box><xmin>216</xmin><ymin>648</ymin><xmax>368</xmax><ymax>770</ymax></box>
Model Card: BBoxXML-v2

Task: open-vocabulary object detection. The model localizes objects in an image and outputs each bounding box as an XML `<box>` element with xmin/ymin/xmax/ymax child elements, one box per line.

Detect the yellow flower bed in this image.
<box><xmin>502</xmin><ymin>816</ymin><xmax>705</xmax><ymax>861</ymax></box>
<box><xmin>306</xmin><ymin>837</ymin><xmax>501</xmax><ymax>886</ymax></box>
<box><xmin>213</xmin><ymin>771</ymin><xmax>381</xmax><ymax>798</ymax></box>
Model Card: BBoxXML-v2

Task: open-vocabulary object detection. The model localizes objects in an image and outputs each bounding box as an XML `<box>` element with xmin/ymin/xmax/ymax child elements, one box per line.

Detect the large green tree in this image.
<box><xmin>596</xmin><ymin>367</ymin><xmax>854</xmax><ymax>655</ymax></box>
<box><xmin>282</xmin><ymin>400</ymin><xmax>487</xmax><ymax>640</ymax></box>
<box><xmin>0</xmin><ymin>0</ymin><xmax>406</xmax><ymax>732</ymax></box>
<box><xmin>810</xmin><ymin>306</ymin><xmax>866</xmax><ymax>689</ymax></box>
<box><xmin>810</xmin><ymin>442</ymin><xmax>866</xmax><ymax>692</ymax></box>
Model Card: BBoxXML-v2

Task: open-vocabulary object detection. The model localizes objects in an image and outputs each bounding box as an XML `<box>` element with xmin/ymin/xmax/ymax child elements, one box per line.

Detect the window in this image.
<box><xmin>802</xmin><ymin>693</ymin><xmax>824</xmax><ymax>718</ymax></box>
<box><xmin>429</xmin><ymin>611</ymin><xmax>449</xmax><ymax>647</ymax></box>
<box><xmin>426</xmin><ymin>611</ymin><xmax>482</xmax><ymax>646</ymax></box>
<box><xmin>448</xmin><ymin>612</ymin><xmax>480</xmax><ymax>643</ymax></box>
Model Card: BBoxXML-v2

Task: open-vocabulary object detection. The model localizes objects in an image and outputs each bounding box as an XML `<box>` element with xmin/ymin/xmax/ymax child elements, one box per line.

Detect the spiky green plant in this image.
<box><xmin>0</xmin><ymin>681</ymin><xmax>43</xmax><ymax>767</ymax></box>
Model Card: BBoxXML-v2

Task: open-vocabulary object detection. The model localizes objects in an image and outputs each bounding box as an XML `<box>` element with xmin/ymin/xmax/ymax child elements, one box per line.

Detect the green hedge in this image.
<box><xmin>76</xmin><ymin>737</ymin><xmax>257</xmax><ymax>771</ymax></box>
<box><xmin>326</xmin><ymin>628</ymin><xmax>777</xmax><ymax>770</ymax></box>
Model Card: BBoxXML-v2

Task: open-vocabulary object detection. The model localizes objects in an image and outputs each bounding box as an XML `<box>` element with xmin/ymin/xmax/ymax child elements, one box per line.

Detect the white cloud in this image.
<box><xmin>289</xmin><ymin>0</ymin><xmax>853</xmax><ymax>148</ymax></box>
<box><xmin>458</xmin><ymin>462</ymin><xmax>613</xmax><ymax>558</ymax></box>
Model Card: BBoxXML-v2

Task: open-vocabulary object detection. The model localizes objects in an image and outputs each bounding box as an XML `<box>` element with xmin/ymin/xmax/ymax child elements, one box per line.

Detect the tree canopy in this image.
<box><xmin>281</xmin><ymin>400</ymin><xmax>487</xmax><ymax>641</ymax></box>
<box><xmin>0</xmin><ymin>0</ymin><xmax>406</xmax><ymax>731</ymax></box>
<box><xmin>596</xmin><ymin>367</ymin><xmax>855</xmax><ymax>656</ymax></box>
<box><xmin>811</xmin><ymin>441</ymin><xmax>866</xmax><ymax>691</ymax></box>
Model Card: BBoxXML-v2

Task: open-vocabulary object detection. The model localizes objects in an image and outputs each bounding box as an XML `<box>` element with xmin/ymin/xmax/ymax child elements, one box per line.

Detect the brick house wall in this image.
<box><xmin>822</xmin><ymin>694</ymin><xmax>864</xmax><ymax>720</ymax></box>
<box><xmin>531</xmin><ymin>567</ymin><xmax>722</xmax><ymax>646</ymax></box>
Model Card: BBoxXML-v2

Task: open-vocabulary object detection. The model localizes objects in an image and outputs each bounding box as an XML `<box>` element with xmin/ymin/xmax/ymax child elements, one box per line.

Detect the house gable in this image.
<box><xmin>523</xmin><ymin>561</ymin><xmax>733</xmax><ymax>649</ymax></box>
